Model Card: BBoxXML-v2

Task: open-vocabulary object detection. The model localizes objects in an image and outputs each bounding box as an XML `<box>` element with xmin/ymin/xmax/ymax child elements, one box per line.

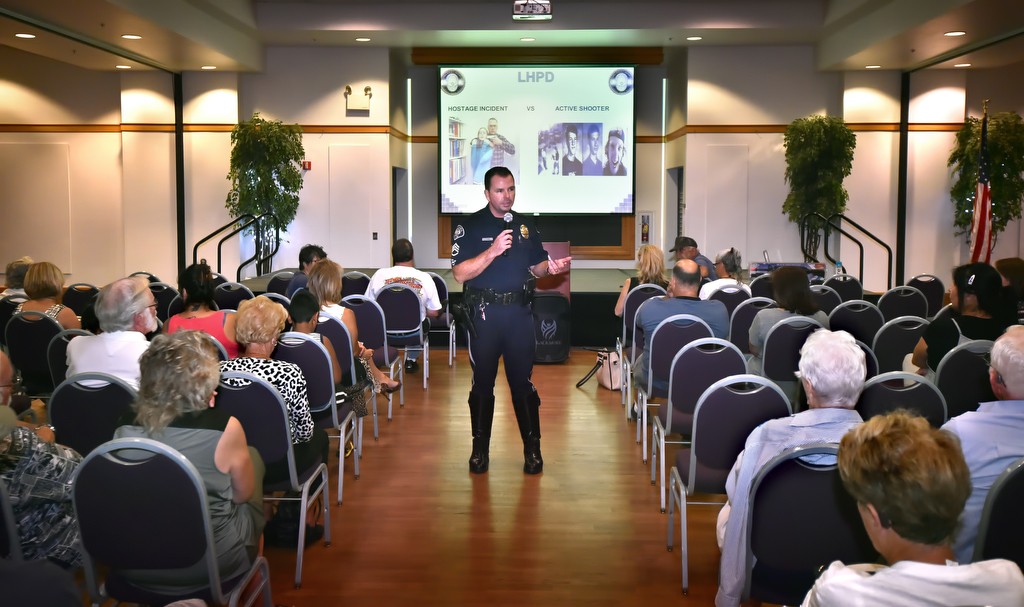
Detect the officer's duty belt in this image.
<box><xmin>465</xmin><ymin>287</ymin><xmax>527</xmax><ymax>306</ymax></box>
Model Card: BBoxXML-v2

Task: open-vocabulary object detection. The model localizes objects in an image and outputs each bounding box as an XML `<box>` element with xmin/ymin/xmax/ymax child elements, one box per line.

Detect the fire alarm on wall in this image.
<box><xmin>301</xmin><ymin>160</ymin><xmax>311</xmax><ymax>171</ymax></box>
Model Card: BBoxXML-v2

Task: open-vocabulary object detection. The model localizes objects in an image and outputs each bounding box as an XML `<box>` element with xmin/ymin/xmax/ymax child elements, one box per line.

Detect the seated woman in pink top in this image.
<box><xmin>165</xmin><ymin>263</ymin><xmax>240</xmax><ymax>358</ymax></box>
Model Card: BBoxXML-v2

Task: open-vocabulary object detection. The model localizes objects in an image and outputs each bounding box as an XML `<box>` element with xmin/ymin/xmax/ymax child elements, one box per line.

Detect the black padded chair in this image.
<box><xmin>315</xmin><ymin>312</ymin><xmax>382</xmax><ymax>439</ymax></box>
<box><xmin>828</xmin><ymin>299</ymin><xmax>884</xmax><ymax>346</ymax></box>
<box><xmin>50</xmin><ymin>372</ymin><xmax>137</xmax><ymax>456</ymax></box>
<box><xmin>973</xmin><ymin>456</ymin><xmax>1024</xmax><ymax>570</ymax></box>
<box><xmin>46</xmin><ymin>328</ymin><xmax>91</xmax><ymax>387</ymax></box>
<box><xmin>743</xmin><ymin>444</ymin><xmax>877</xmax><ymax>604</ymax></box>
<box><xmin>62</xmin><ymin>283</ymin><xmax>99</xmax><ymax>317</ymax></box>
<box><xmin>707</xmin><ymin>285</ymin><xmax>750</xmax><ymax>319</ymax></box>
<box><xmin>932</xmin><ymin>303</ymin><xmax>955</xmax><ymax>323</ymax></box>
<box><xmin>809</xmin><ymin>284</ymin><xmax>842</xmax><ymax>315</ymax></box>
<box><xmin>857</xmin><ymin>340</ymin><xmax>879</xmax><ymax>380</ymax></box>
<box><xmin>275</xmin><ymin>332</ymin><xmax>360</xmax><ymax>505</ymax></box>
<box><xmin>760</xmin><ymin>315</ymin><xmax>824</xmax><ymax>404</ymax></box>
<box><xmin>341</xmin><ymin>271</ymin><xmax>371</xmax><ymax>299</ymax></box>
<box><xmin>877</xmin><ymin>285</ymin><xmax>929</xmax><ymax>322</ymax></box>
<box><xmin>616</xmin><ymin>284</ymin><xmax>666</xmax><ymax>413</ymax></box>
<box><xmin>666</xmin><ymin>374</ymin><xmax>791</xmax><ymax>594</ymax></box>
<box><xmin>148</xmin><ymin>281</ymin><xmax>180</xmax><ymax>324</ymax></box>
<box><xmin>0</xmin><ymin>482</ymin><xmax>21</xmax><ymax>560</ymax></box>
<box><xmin>216</xmin><ymin>371</ymin><xmax>331</xmax><ymax>587</ymax></box>
<box><xmin>426</xmin><ymin>271</ymin><xmax>456</xmax><ymax>367</ymax></box>
<box><xmin>128</xmin><ymin>270</ymin><xmax>160</xmax><ymax>283</ymax></box>
<box><xmin>376</xmin><ymin>283</ymin><xmax>429</xmax><ymax>394</ymax></box>
<box><xmin>72</xmin><ymin>438</ymin><xmax>273</xmax><ymax>606</ymax></box>
<box><xmin>652</xmin><ymin>337</ymin><xmax>746</xmax><ymax>513</ymax></box>
<box><xmin>935</xmin><ymin>340</ymin><xmax>995</xmax><ymax>419</ymax></box>
<box><xmin>749</xmin><ymin>274</ymin><xmax>772</xmax><ymax>299</ymax></box>
<box><xmin>728</xmin><ymin>297</ymin><xmax>775</xmax><ymax>355</ymax></box>
<box><xmin>5</xmin><ymin>311</ymin><xmax>63</xmax><ymax>397</ymax></box>
<box><xmin>635</xmin><ymin>314</ymin><xmax>712</xmax><ymax>462</ymax></box>
<box><xmin>342</xmin><ymin>295</ymin><xmax>401</xmax><ymax>417</ymax></box>
<box><xmin>872</xmin><ymin>315</ymin><xmax>929</xmax><ymax>374</ymax></box>
<box><xmin>0</xmin><ymin>295</ymin><xmax>26</xmax><ymax>348</ymax></box>
<box><xmin>266</xmin><ymin>271</ymin><xmax>295</xmax><ymax>296</ymax></box>
<box><xmin>823</xmin><ymin>273</ymin><xmax>863</xmax><ymax>302</ymax></box>
<box><xmin>907</xmin><ymin>273</ymin><xmax>946</xmax><ymax>318</ymax></box>
<box><xmin>856</xmin><ymin>371</ymin><xmax>947</xmax><ymax>428</ymax></box>
<box><xmin>262</xmin><ymin>292</ymin><xmax>291</xmax><ymax>307</ymax></box>
<box><xmin>213</xmin><ymin>281</ymin><xmax>255</xmax><ymax>311</ymax></box>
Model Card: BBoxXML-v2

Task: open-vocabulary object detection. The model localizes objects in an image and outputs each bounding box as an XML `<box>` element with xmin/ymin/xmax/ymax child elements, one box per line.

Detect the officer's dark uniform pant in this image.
<box><xmin>468</xmin><ymin>302</ymin><xmax>536</xmax><ymax>401</ymax></box>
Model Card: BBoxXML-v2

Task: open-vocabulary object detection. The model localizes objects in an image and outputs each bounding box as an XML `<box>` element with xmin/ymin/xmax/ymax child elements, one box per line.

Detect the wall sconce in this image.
<box><xmin>345</xmin><ymin>85</ymin><xmax>372</xmax><ymax>111</ymax></box>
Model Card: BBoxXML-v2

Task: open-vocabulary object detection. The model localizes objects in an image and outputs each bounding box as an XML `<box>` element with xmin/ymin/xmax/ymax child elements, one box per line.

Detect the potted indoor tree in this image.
<box><xmin>782</xmin><ymin>115</ymin><xmax>856</xmax><ymax>261</ymax></box>
<box><xmin>948</xmin><ymin>111</ymin><xmax>1024</xmax><ymax>245</ymax></box>
<box><xmin>226</xmin><ymin>112</ymin><xmax>305</xmax><ymax>275</ymax></box>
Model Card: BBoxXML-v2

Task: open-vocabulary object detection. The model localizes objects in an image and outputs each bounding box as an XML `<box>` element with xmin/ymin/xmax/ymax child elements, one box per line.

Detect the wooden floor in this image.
<box><xmin>262</xmin><ymin>348</ymin><xmax>727</xmax><ymax>607</ymax></box>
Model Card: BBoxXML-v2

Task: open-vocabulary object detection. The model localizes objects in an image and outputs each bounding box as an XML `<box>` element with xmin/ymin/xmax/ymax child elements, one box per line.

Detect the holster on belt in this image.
<box><xmin>451</xmin><ymin>300</ymin><xmax>478</xmax><ymax>339</ymax></box>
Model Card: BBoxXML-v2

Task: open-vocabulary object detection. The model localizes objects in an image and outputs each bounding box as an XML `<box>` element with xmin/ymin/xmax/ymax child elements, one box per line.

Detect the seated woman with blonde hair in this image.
<box><xmin>14</xmin><ymin>261</ymin><xmax>80</xmax><ymax>330</ymax></box>
<box><xmin>306</xmin><ymin>259</ymin><xmax>400</xmax><ymax>394</ymax></box>
<box><xmin>614</xmin><ymin>244</ymin><xmax>669</xmax><ymax>317</ymax></box>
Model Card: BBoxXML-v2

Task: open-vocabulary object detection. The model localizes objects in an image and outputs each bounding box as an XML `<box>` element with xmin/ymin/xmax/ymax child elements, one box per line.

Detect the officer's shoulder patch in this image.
<box><xmin>453</xmin><ymin>225</ymin><xmax>465</xmax><ymax>241</ymax></box>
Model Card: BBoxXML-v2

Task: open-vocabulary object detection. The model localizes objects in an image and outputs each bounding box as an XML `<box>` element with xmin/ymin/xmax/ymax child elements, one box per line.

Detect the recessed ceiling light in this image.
<box><xmin>201</xmin><ymin>65</ymin><xmax>217</xmax><ymax>70</ymax></box>
<box><xmin>686</xmin><ymin>36</ymin><xmax>702</xmax><ymax>41</ymax></box>
<box><xmin>355</xmin><ymin>37</ymin><xmax>371</xmax><ymax>42</ymax></box>
<box><xmin>121</xmin><ymin>34</ymin><xmax>142</xmax><ymax>40</ymax></box>
<box><xmin>14</xmin><ymin>33</ymin><xmax>35</xmax><ymax>39</ymax></box>
<box><xmin>865</xmin><ymin>65</ymin><xmax>881</xmax><ymax>69</ymax></box>
<box><xmin>115</xmin><ymin>65</ymin><xmax>132</xmax><ymax>69</ymax></box>
<box><xmin>954</xmin><ymin>63</ymin><xmax>972</xmax><ymax>68</ymax></box>
<box><xmin>944</xmin><ymin>31</ymin><xmax>966</xmax><ymax>37</ymax></box>
<box><xmin>520</xmin><ymin>37</ymin><xmax>536</xmax><ymax>42</ymax></box>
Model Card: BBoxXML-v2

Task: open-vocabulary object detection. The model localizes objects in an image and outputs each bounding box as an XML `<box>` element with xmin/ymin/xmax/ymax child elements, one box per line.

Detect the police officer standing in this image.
<box><xmin>452</xmin><ymin>166</ymin><xmax>571</xmax><ymax>474</ymax></box>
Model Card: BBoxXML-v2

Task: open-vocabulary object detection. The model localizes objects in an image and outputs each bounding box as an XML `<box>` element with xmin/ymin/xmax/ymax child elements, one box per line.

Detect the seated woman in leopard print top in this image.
<box><xmin>219</xmin><ymin>296</ymin><xmax>329</xmax><ymax>484</ymax></box>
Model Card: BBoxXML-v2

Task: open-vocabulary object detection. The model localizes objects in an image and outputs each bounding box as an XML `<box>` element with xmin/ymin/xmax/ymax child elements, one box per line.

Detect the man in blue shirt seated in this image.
<box><xmin>632</xmin><ymin>258</ymin><xmax>729</xmax><ymax>394</ymax></box>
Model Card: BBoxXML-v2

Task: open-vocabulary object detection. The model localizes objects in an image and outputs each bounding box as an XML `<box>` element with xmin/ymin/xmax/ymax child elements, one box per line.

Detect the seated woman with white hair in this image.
<box><xmin>699</xmin><ymin>247</ymin><xmax>751</xmax><ymax>300</ymax></box>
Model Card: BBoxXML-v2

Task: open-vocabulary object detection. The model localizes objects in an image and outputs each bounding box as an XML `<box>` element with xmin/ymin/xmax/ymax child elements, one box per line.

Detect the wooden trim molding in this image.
<box><xmin>438</xmin><ymin>215</ymin><xmax>635</xmax><ymax>261</ymax></box>
<box><xmin>0</xmin><ymin>124</ymin><xmax>121</xmax><ymax>133</ymax></box>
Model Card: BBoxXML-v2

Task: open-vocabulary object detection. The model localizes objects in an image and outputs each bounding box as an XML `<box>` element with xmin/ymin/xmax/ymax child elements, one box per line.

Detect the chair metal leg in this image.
<box><xmin>666</xmin><ymin>466</ymin><xmax>689</xmax><ymax>595</ymax></box>
<box><xmin>294</xmin><ymin>464</ymin><xmax>331</xmax><ymax>588</ymax></box>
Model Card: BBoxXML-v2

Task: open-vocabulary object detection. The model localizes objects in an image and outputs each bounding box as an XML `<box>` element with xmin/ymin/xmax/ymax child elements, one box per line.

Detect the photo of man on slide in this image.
<box><xmin>583</xmin><ymin>125</ymin><xmax>603</xmax><ymax>175</ymax></box>
<box><xmin>603</xmin><ymin>128</ymin><xmax>627</xmax><ymax>176</ymax></box>
<box><xmin>486</xmin><ymin>117</ymin><xmax>516</xmax><ymax>168</ymax></box>
<box><xmin>561</xmin><ymin>125</ymin><xmax>582</xmax><ymax>176</ymax></box>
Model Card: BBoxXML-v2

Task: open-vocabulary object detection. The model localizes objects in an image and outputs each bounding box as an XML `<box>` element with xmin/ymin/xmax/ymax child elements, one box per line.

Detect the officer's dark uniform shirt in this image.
<box><xmin>451</xmin><ymin>207</ymin><xmax>548</xmax><ymax>290</ymax></box>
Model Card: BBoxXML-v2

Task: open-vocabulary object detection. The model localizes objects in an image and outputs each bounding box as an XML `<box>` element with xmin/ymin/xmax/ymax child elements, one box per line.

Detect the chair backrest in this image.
<box><xmin>856</xmin><ymin>340</ymin><xmax>879</xmax><ymax>380</ymax></box>
<box><xmin>5</xmin><ymin>311</ymin><xmax>63</xmax><ymax>395</ymax></box>
<box><xmin>62</xmin><ymin>283</ymin><xmax>99</xmax><ymax>316</ymax></box>
<box><xmin>749</xmin><ymin>274</ymin><xmax>773</xmax><ymax>299</ymax></box>
<box><xmin>744</xmin><ymin>444</ymin><xmax>877</xmax><ymax>603</ymax></box>
<box><xmin>646</xmin><ymin>314</ymin><xmax>713</xmax><ymax>395</ymax></box>
<box><xmin>341</xmin><ymin>295</ymin><xmax>391</xmax><ymax>355</ymax></box>
<box><xmin>216</xmin><ymin>371</ymin><xmax>297</xmax><ymax>487</ymax></box>
<box><xmin>973</xmin><ymin>456</ymin><xmax>1024</xmax><ymax>570</ymax></box>
<box><xmin>148</xmin><ymin>282</ymin><xmax>180</xmax><ymax>324</ymax></box>
<box><xmin>315</xmin><ymin>313</ymin><xmax>358</xmax><ymax>385</ymax></box>
<box><xmin>907</xmin><ymin>273</ymin><xmax>946</xmax><ymax>318</ymax></box>
<box><xmin>50</xmin><ymin>372</ymin><xmax>138</xmax><ymax>456</ymax></box>
<box><xmin>166</xmin><ymin>294</ymin><xmax>185</xmax><ymax>319</ymax></box>
<box><xmin>0</xmin><ymin>481</ymin><xmax>21</xmax><ymax>560</ymax></box>
<box><xmin>856</xmin><ymin>371</ymin><xmax>947</xmax><ymax>427</ymax></box>
<box><xmin>266</xmin><ymin>271</ymin><xmax>295</xmax><ymax>296</ymax></box>
<box><xmin>877</xmin><ymin>285</ymin><xmax>929</xmax><ymax>322</ymax></box>
<box><xmin>47</xmin><ymin>328</ymin><xmax>91</xmax><ymax>387</ymax></box>
<box><xmin>73</xmin><ymin>437</ymin><xmax>231</xmax><ymax>605</ymax></box>
<box><xmin>274</xmin><ymin>332</ymin><xmax>335</xmax><ymax>415</ymax></box>
<box><xmin>729</xmin><ymin>297</ymin><xmax>776</xmax><ymax>354</ymax></box>
<box><xmin>210</xmin><ymin>272</ymin><xmax>228</xmax><ymax>288</ymax></box>
<box><xmin>761</xmin><ymin>315</ymin><xmax>825</xmax><ymax>382</ymax></box>
<box><xmin>689</xmin><ymin>375</ymin><xmax>792</xmax><ymax>494</ymax></box>
<box><xmin>213</xmin><ymin>282</ymin><xmax>255</xmax><ymax>311</ymax></box>
<box><xmin>128</xmin><ymin>271</ymin><xmax>160</xmax><ymax>282</ymax></box>
<box><xmin>262</xmin><ymin>292</ymin><xmax>291</xmax><ymax>307</ymax></box>
<box><xmin>426</xmin><ymin>271</ymin><xmax>453</xmax><ymax>330</ymax></box>
<box><xmin>828</xmin><ymin>299</ymin><xmax>884</xmax><ymax>345</ymax></box>
<box><xmin>375</xmin><ymin>283</ymin><xmax>425</xmax><ymax>334</ymax></box>
<box><xmin>708</xmin><ymin>286</ymin><xmax>751</xmax><ymax>318</ymax></box>
<box><xmin>621</xmin><ymin>284</ymin><xmax>666</xmax><ymax>345</ymax></box>
<box><xmin>935</xmin><ymin>339</ymin><xmax>995</xmax><ymax>419</ymax></box>
<box><xmin>341</xmin><ymin>271</ymin><xmax>371</xmax><ymax>299</ymax></box>
<box><xmin>871</xmin><ymin>315</ymin><xmax>929</xmax><ymax>374</ymax></box>
<box><xmin>0</xmin><ymin>295</ymin><xmax>26</xmax><ymax>347</ymax></box>
<box><xmin>809</xmin><ymin>284</ymin><xmax>842</xmax><ymax>315</ymax></box>
<box><xmin>823</xmin><ymin>273</ymin><xmax>864</xmax><ymax>302</ymax></box>
<box><xmin>932</xmin><ymin>303</ymin><xmax>955</xmax><ymax>324</ymax></box>
<box><xmin>663</xmin><ymin>338</ymin><xmax>747</xmax><ymax>435</ymax></box>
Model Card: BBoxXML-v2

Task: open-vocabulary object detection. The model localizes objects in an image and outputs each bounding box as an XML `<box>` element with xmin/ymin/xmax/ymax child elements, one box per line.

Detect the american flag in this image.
<box><xmin>969</xmin><ymin>110</ymin><xmax>992</xmax><ymax>264</ymax></box>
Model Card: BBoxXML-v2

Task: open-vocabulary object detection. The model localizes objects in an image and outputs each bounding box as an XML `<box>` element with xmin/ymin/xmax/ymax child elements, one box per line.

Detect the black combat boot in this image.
<box><xmin>512</xmin><ymin>390</ymin><xmax>543</xmax><ymax>474</ymax></box>
<box><xmin>468</xmin><ymin>392</ymin><xmax>495</xmax><ymax>473</ymax></box>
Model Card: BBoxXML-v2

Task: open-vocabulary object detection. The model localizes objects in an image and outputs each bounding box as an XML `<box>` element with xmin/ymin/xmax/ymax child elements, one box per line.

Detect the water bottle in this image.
<box><xmin>835</xmin><ymin>261</ymin><xmax>844</xmax><ymax>276</ymax></box>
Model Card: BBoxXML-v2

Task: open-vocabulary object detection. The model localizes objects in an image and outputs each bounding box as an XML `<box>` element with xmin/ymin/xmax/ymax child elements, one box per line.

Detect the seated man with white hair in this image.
<box><xmin>66</xmin><ymin>275</ymin><xmax>157</xmax><ymax>389</ymax></box>
<box><xmin>715</xmin><ymin>329</ymin><xmax>866</xmax><ymax>607</ymax></box>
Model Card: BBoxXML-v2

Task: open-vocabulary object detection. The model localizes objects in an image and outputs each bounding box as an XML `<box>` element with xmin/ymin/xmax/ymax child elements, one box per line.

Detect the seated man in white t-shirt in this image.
<box><xmin>365</xmin><ymin>238</ymin><xmax>442</xmax><ymax>373</ymax></box>
<box><xmin>66</xmin><ymin>275</ymin><xmax>157</xmax><ymax>389</ymax></box>
<box><xmin>802</xmin><ymin>411</ymin><xmax>1024</xmax><ymax>607</ymax></box>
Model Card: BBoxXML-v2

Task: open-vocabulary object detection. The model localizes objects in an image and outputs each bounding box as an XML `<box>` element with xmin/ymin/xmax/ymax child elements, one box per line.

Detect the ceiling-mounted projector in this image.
<box><xmin>513</xmin><ymin>0</ymin><xmax>552</xmax><ymax>21</ymax></box>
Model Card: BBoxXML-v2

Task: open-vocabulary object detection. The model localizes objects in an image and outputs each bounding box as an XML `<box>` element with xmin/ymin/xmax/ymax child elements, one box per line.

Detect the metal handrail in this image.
<box><xmin>236</xmin><ymin>215</ymin><xmax>281</xmax><ymax>282</ymax></box>
<box><xmin>827</xmin><ymin>213</ymin><xmax>893</xmax><ymax>290</ymax></box>
<box><xmin>192</xmin><ymin>213</ymin><xmax>281</xmax><ymax>280</ymax></box>
<box><xmin>800</xmin><ymin>212</ymin><xmax>865</xmax><ymax>283</ymax></box>
<box><xmin>193</xmin><ymin>214</ymin><xmax>255</xmax><ymax>270</ymax></box>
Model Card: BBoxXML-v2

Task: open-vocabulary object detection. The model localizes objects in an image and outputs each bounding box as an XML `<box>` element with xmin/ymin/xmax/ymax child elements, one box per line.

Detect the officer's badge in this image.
<box><xmin>519</xmin><ymin>224</ymin><xmax>530</xmax><ymax>239</ymax></box>
<box><xmin>451</xmin><ymin>243</ymin><xmax>460</xmax><ymax>257</ymax></box>
<box><xmin>453</xmin><ymin>225</ymin><xmax>465</xmax><ymax>241</ymax></box>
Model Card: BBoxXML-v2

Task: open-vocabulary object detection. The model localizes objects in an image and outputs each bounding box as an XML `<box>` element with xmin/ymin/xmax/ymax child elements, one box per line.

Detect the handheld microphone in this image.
<box><xmin>502</xmin><ymin>212</ymin><xmax>513</xmax><ymax>256</ymax></box>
